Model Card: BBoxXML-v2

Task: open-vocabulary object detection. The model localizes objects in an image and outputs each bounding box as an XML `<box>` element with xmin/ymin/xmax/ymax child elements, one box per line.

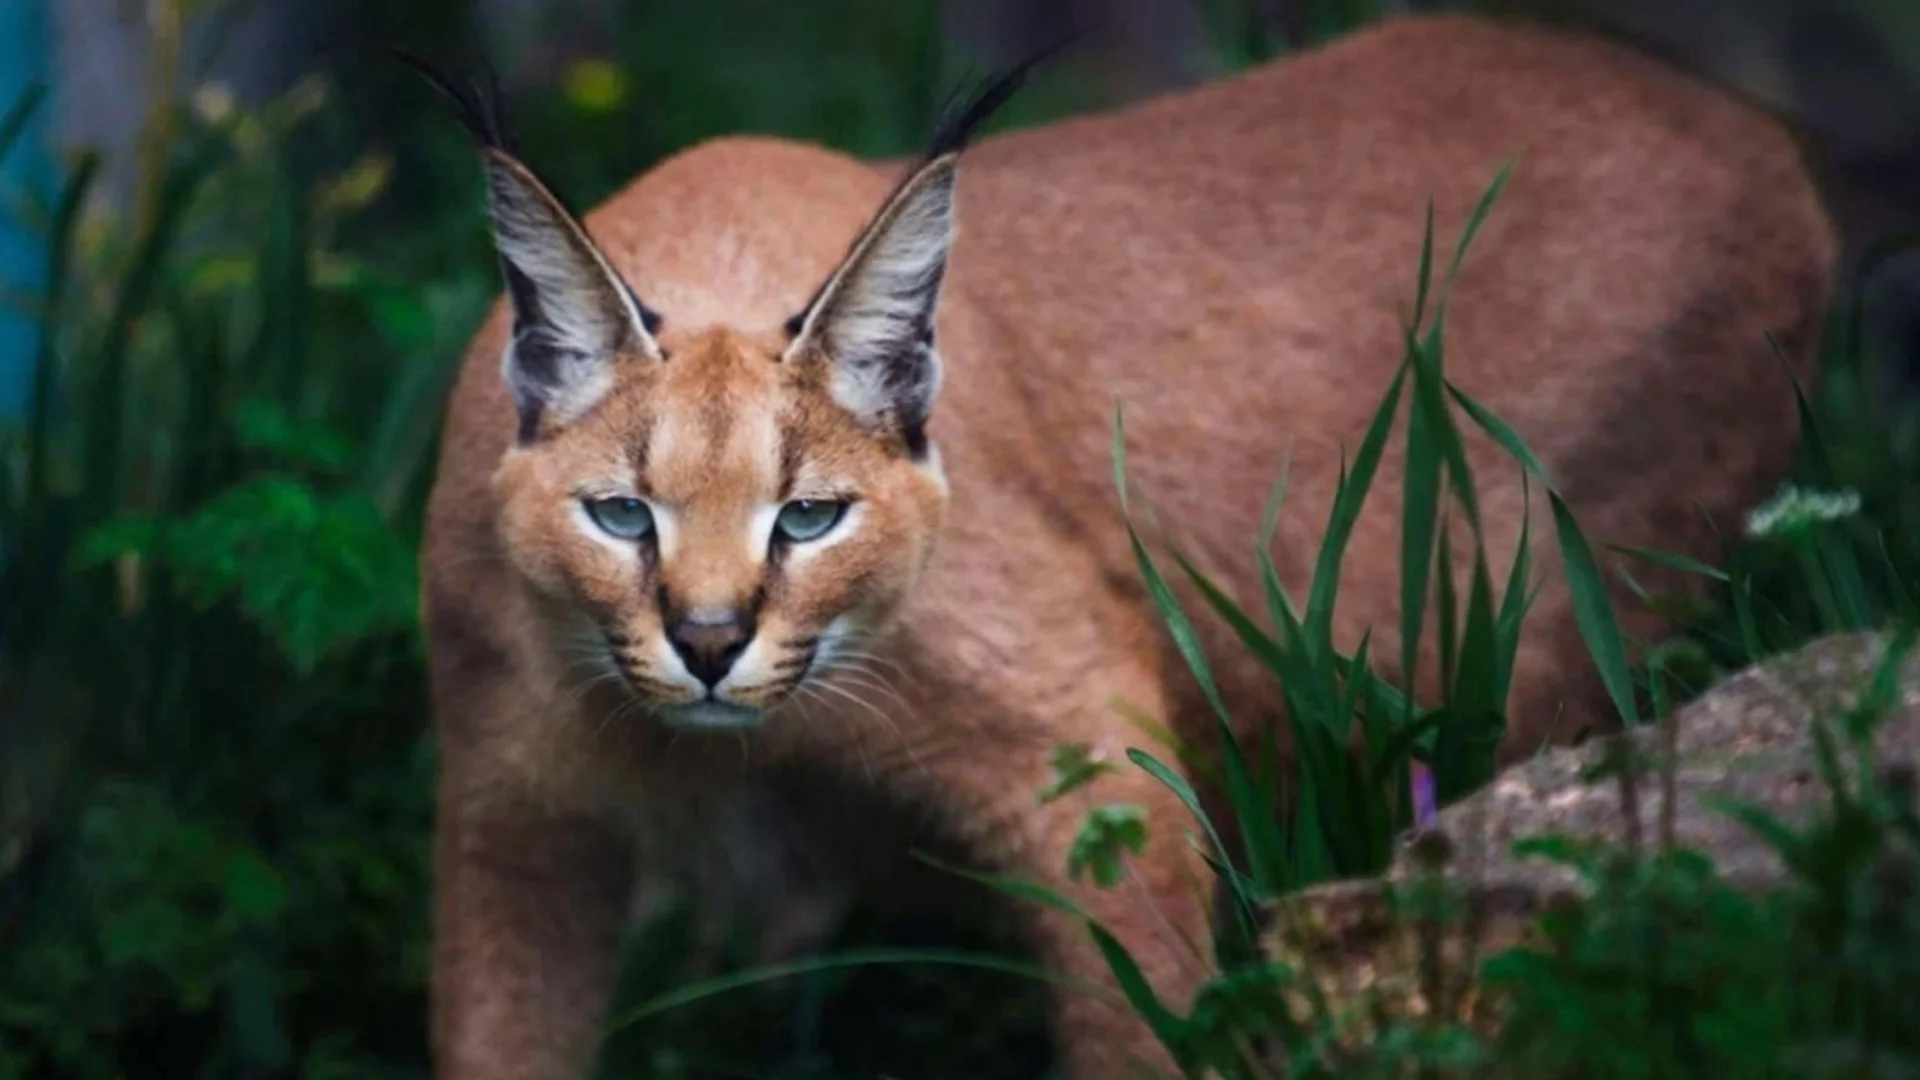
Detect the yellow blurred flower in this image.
<box><xmin>562</xmin><ymin>58</ymin><xmax>628</xmax><ymax>113</ymax></box>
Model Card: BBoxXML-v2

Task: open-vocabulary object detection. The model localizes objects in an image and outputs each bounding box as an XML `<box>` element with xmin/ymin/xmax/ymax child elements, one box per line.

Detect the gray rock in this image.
<box><xmin>1253</xmin><ymin>632</ymin><xmax>1920</xmax><ymax>1060</ymax></box>
<box><xmin>1391</xmin><ymin>631</ymin><xmax>1920</xmax><ymax>895</ymax></box>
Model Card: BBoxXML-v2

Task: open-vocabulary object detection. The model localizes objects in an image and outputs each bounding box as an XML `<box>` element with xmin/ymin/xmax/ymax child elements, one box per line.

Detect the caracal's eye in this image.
<box><xmin>774</xmin><ymin>499</ymin><xmax>848</xmax><ymax>544</ymax></box>
<box><xmin>584</xmin><ymin>496</ymin><xmax>656</xmax><ymax>541</ymax></box>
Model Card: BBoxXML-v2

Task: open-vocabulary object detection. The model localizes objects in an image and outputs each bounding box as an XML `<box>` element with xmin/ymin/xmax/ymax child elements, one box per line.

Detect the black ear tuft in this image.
<box><xmin>385</xmin><ymin>46</ymin><xmax>521</xmax><ymax>156</ymax></box>
<box><xmin>390</xmin><ymin>45</ymin><xmax>665</xmax><ymax>438</ymax></box>
<box><xmin>921</xmin><ymin>30</ymin><xmax>1084</xmax><ymax>162</ymax></box>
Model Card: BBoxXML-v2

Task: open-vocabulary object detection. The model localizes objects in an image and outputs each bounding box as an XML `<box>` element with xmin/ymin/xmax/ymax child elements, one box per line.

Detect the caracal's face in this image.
<box><xmin>494</xmin><ymin>326</ymin><xmax>948</xmax><ymax>731</ymax></box>
<box><xmin>418</xmin><ymin>57</ymin><xmax>969</xmax><ymax>732</ymax></box>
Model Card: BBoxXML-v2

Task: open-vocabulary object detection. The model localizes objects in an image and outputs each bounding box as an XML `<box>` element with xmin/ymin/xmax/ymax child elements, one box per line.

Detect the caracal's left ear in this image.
<box><xmin>392</xmin><ymin>49</ymin><xmax>663</xmax><ymax>441</ymax></box>
<box><xmin>781</xmin><ymin>49</ymin><xmax>1063</xmax><ymax>454</ymax></box>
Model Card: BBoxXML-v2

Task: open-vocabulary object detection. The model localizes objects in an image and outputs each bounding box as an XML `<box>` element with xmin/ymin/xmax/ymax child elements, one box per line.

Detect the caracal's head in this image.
<box><xmin>406</xmin><ymin>56</ymin><xmax>1036</xmax><ymax>731</ymax></box>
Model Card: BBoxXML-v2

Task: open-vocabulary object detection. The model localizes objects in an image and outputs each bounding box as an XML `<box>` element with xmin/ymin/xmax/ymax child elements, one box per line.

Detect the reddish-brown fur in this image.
<box><xmin>419</xmin><ymin>14</ymin><xmax>1836</xmax><ymax>1079</ymax></box>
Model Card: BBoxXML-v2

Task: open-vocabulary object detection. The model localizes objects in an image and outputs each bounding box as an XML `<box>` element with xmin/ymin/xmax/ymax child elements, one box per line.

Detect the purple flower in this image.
<box><xmin>1411</xmin><ymin>761</ymin><xmax>1438</xmax><ymax>827</ymax></box>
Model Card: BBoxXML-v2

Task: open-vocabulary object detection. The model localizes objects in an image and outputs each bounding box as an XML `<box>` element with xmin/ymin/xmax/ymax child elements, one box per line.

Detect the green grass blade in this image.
<box><xmin>930</xmin><ymin>833</ymin><xmax>1192</xmax><ymax>1066</ymax></box>
<box><xmin>7</xmin><ymin>151</ymin><xmax>100</xmax><ymax>649</ymax></box>
<box><xmin>1399</xmin><ymin>330</ymin><xmax>1443</xmax><ymax>731</ymax></box>
<box><xmin>1437</xmin><ymin>545</ymin><xmax>1505</xmax><ymax>802</ymax></box>
<box><xmin>1303</xmin><ymin>361</ymin><xmax>1409</xmax><ymax>659</ymax></box>
<box><xmin>1605</xmin><ymin>542</ymin><xmax>1731</xmax><ymax>583</ymax></box>
<box><xmin>1492</xmin><ymin>473</ymin><xmax>1536</xmax><ymax>705</ymax></box>
<box><xmin>1448</xmin><ymin>377</ymin><xmax>1639</xmax><ymax>725</ymax></box>
<box><xmin>1173</xmin><ymin>549</ymin><xmax>1288</xmax><ymax>680</ymax></box>
<box><xmin>1410</xmin><ymin>198</ymin><xmax>1437</xmax><ymax>331</ymax></box>
<box><xmin>1878</xmin><ymin>531</ymin><xmax>1915</xmax><ymax>615</ymax></box>
<box><xmin>1767</xmin><ymin>329</ymin><xmax>1835</xmax><ymax>485</ymax></box>
<box><xmin>1412</xmin><ymin>328</ymin><xmax>1482</xmax><ymax>530</ymax></box>
<box><xmin>1435</xmin><ymin>512</ymin><xmax>1459</xmax><ymax>701</ymax></box>
<box><xmin>1445</xmin><ymin>381</ymin><xmax>1553</xmax><ymax>487</ymax></box>
<box><xmin>1341</xmin><ymin>632</ymin><xmax>1395</xmax><ymax>870</ymax></box>
<box><xmin>1819</xmin><ymin>530</ymin><xmax>1873</xmax><ymax>630</ymax></box>
<box><xmin>1126</xmin><ymin>746</ymin><xmax>1250</xmax><ymax>930</ymax></box>
<box><xmin>1370</xmin><ymin>707</ymin><xmax>1453</xmax><ymax>779</ymax></box>
<box><xmin>1113</xmin><ymin>410</ymin><xmax>1230</xmax><ymax>724</ymax></box>
<box><xmin>1453</xmin><ymin>544</ymin><xmax>1500</xmax><ymax>721</ymax></box>
<box><xmin>1331</xmin><ymin>650</ymin><xmax>1415</xmax><ymax>721</ymax></box>
<box><xmin>604</xmin><ymin>947</ymin><xmax>1123</xmax><ymax>1030</ymax></box>
<box><xmin>1731</xmin><ymin>567</ymin><xmax>1764</xmax><ymax>663</ymax></box>
<box><xmin>1119</xmin><ymin>412</ymin><xmax>1290</xmax><ymax>895</ymax></box>
<box><xmin>81</xmin><ymin>138</ymin><xmax>221</xmax><ymax>508</ymax></box>
<box><xmin>918</xmin><ymin>852</ymin><xmax>1095</xmax><ymax>921</ymax></box>
<box><xmin>1440</xmin><ymin>159</ymin><xmax>1516</xmax><ymax>295</ymax></box>
<box><xmin>1087</xmin><ymin>921</ymin><xmax>1193</xmax><ymax>1073</ymax></box>
<box><xmin>1551</xmin><ymin>490</ymin><xmax>1640</xmax><ymax>725</ymax></box>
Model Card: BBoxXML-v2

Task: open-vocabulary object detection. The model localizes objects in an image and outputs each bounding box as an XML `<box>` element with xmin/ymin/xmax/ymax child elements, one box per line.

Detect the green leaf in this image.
<box><xmin>224</xmin><ymin>850</ymin><xmax>288</xmax><ymax>925</ymax></box>
<box><xmin>1086</xmin><ymin>921</ymin><xmax>1194</xmax><ymax>1075</ymax></box>
<box><xmin>1442</xmin><ymin>159</ymin><xmax>1516</xmax><ymax>293</ymax></box>
<box><xmin>1768</xmin><ymin>329</ymin><xmax>1835</xmax><ymax>485</ymax></box>
<box><xmin>603</xmin><ymin>946</ymin><xmax>1121</xmax><ymax>1032</ymax></box>
<box><xmin>1120</xmin><ymin>412</ymin><xmax>1290</xmax><ymax>897</ymax></box>
<box><xmin>1550</xmin><ymin>490</ymin><xmax>1640</xmax><ymax>725</ymax></box>
<box><xmin>1112</xmin><ymin>409</ymin><xmax>1230</xmax><ymax>724</ymax></box>
<box><xmin>1446</xmin><ymin>380</ymin><xmax>1553</xmax><ymax>487</ymax></box>
<box><xmin>1127</xmin><ymin>746</ymin><xmax>1260</xmax><ymax>942</ymax></box>
<box><xmin>1067</xmin><ymin>803</ymin><xmax>1150</xmax><ymax>889</ymax></box>
<box><xmin>1183</xmin><ymin>963</ymin><xmax>1303</xmax><ymax>1073</ymax></box>
<box><xmin>1125</xmin><ymin>749</ymin><xmax>1230</xmax><ymax>881</ymax></box>
<box><xmin>1606</xmin><ymin>542</ymin><xmax>1732</xmax><ymax>583</ymax></box>
<box><xmin>1412</xmin><ymin>325</ymin><xmax>1482</xmax><ymax>530</ymax></box>
<box><xmin>916</xmin><ymin>852</ymin><xmax>1094</xmax><ymax>921</ymax></box>
<box><xmin>1399</xmin><ymin>327</ymin><xmax>1444</xmax><ymax>730</ymax></box>
<box><xmin>233</xmin><ymin>400</ymin><xmax>358</xmax><ymax>476</ymax></box>
<box><xmin>1493</xmin><ymin>472</ymin><xmax>1536</xmax><ymax>704</ymax></box>
<box><xmin>1304</xmin><ymin>361</ymin><xmax>1409</xmax><ymax>663</ymax></box>
<box><xmin>1448</xmin><ymin>380</ymin><xmax>1638</xmax><ymax>726</ymax></box>
<box><xmin>1409</xmin><ymin>198</ymin><xmax>1437</xmax><ymax>330</ymax></box>
<box><xmin>1039</xmin><ymin>741</ymin><xmax>1121</xmax><ymax>804</ymax></box>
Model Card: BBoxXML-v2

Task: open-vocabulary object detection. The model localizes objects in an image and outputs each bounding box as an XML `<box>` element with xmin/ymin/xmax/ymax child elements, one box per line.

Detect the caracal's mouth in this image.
<box><xmin>655</xmin><ymin>697</ymin><xmax>766</xmax><ymax>732</ymax></box>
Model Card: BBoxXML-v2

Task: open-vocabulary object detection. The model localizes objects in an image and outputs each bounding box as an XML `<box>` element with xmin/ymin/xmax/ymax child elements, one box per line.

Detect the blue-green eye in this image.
<box><xmin>774</xmin><ymin>499</ymin><xmax>847</xmax><ymax>543</ymax></box>
<box><xmin>585</xmin><ymin>497</ymin><xmax>655</xmax><ymax>541</ymax></box>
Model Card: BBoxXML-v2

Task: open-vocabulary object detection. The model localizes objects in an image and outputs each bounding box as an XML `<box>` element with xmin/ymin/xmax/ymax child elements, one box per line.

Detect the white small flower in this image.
<box><xmin>1744</xmin><ymin>483</ymin><xmax>1862</xmax><ymax>539</ymax></box>
<box><xmin>191</xmin><ymin>83</ymin><xmax>235</xmax><ymax>124</ymax></box>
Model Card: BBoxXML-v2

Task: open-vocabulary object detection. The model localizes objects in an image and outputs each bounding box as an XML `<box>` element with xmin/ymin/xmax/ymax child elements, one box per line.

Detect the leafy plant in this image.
<box><xmin>0</xmin><ymin>42</ymin><xmax>472</xmax><ymax>1079</ymax></box>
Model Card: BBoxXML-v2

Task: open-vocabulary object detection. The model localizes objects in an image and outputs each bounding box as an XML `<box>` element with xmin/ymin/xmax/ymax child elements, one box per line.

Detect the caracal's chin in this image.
<box><xmin>652</xmin><ymin>697</ymin><xmax>770</xmax><ymax>733</ymax></box>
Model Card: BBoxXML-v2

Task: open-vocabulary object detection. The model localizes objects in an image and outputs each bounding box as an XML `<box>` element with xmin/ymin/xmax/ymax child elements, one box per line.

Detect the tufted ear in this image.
<box><xmin>780</xmin><ymin>49</ymin><xmax>1061</xmax><ymax>454</ymax></box>
<box><xmin>780</xmin><ymin>155</ymin><xmax>958</xmax><ymax>453</ymax></box>
<box><xmin>394</xmin><ymin>50</ymin><xmax>662</xmax><ymax>440</ymax></box>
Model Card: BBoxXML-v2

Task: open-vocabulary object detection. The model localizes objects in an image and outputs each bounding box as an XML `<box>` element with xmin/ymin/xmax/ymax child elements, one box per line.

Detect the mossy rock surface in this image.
<box><xmin>1254</xmin><ymin>632</ymin><xmax>1920</xmax><ymax>1063</ymax></box>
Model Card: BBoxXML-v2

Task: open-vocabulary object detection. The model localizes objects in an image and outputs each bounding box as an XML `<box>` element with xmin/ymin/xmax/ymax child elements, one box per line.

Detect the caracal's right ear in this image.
<box><xmin>779</xmin><ymin>38</ymin><xmax>1074</xmax><ymax>456</ymax></box>
<box><xmin>391</xmin><ymin>50</ymin><xmax>662</xmax><ymax>441</ymax></box>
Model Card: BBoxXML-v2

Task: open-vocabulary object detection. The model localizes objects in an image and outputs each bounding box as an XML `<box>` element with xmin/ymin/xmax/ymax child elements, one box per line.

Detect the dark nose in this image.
<box><xmin>666</xmin><ymin>610</ymin><xmax>753</xmax><ymax>689</ymax></box>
